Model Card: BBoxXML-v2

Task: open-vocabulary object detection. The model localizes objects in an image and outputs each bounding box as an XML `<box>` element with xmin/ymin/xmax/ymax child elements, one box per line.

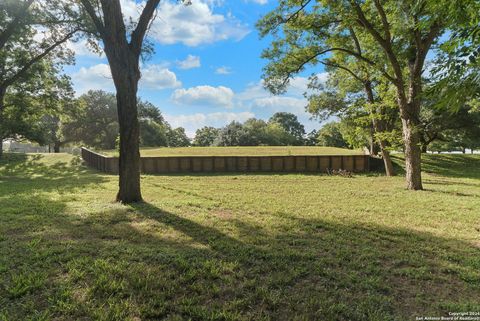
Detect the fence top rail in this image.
<box><xmin>102</xmin><ymin>154</ymin><xmax>367</xmax><ymax>159</ymax></box>
<box><xmin>82</xmin><ymin>147</ymin><xmax>366</xmax><ymax>160</ymax></box>
<box><xmin>140</xmin><ymin>155</ymin><xmax>367</xmax><ymax>159</ymax></box>
<box><xmin>81</xmin><ymin>147</ymin><xmax>117</xmax><ymax>159</ymax></box>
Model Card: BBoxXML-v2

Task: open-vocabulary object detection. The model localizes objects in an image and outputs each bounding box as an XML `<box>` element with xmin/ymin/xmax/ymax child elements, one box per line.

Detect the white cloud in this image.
<box><xmin>141</xmin><ymin>65</ymin><xmax>182</xmax><ymax>89</ymax></box>
<box><xmin>165</xmin><ymin>111</ymin><xmax>255</xmax><ymax>137</ymax></box>
<box><xmin>72</xmin><ymin>63</ymin><xmax>181</xmax><ymax>95</ymax></box>
<box><xmin>246</xmin><ymin>0</ymin><xmax>268</xmax><ymax>4</ymax></box>
<box><xmin>171</xmin><ymin>85</ymin><xmax>234</xmax><ymax>107</ymax></box>
<box><xmin>177</xmin><ymin>55</ymin><xmax>201</xmax><ymax>69</ymax></box>
<box><xmin>120</xmin><ymin>0</ymin><xmax>250</xmax><ymax>47</ymax></box>
<box><xmin>252</xmin><ymin>96</ymin><xmax>307</xmax><ymax>113</ymax></box>
<box><xmin>66</xmin><ymin>39</ymin><xmax>103</xmax><ymax>58</ymax></box>
<box><xmin>236</xmin><ymin>73</ymin><xmax>328</xmax><ymax>102</ymax></box>
<box><xmin>232</xmin><ymin>74</ymin><xmax>331</xmax><ymax>133</ymax></box>
<box><xmin>215</xmin><ymin>66</ymin><xmax>232</xmax><ymax>75</ymax></box>
<box><xmin>72</xmin><ymin>64</ymin><xmax>114</xmax><ymax>95</ymax></box>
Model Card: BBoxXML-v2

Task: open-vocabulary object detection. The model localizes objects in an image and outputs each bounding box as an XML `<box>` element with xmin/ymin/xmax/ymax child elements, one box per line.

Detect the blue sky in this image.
<box><xmin>64</xmin><ymin>0</ymin><xmax>327</xmax><ymax>137</ymax></box>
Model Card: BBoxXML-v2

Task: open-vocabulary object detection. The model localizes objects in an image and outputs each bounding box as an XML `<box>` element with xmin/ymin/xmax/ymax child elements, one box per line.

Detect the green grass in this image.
<box><xmin>1</xmin><ymin>152</ymin><xmax>479</xmax><ymax>320</ymax></box>
<box><xmin>101</xmin><ymin>146</ymin><xmax>364</xmax><ymax>157</ymax></box>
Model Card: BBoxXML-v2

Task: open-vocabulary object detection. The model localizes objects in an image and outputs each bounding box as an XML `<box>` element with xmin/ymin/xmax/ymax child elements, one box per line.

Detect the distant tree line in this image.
<box><xmin>193</xmin><ymin>112</ymin><xmax>310</xmax><ymax>147</ymax></box>
<box><xmin>37</xmin><ymin>90</ymin><xmax>190</xmax><ymax>151</ymax></box>
<box><xmin>17</xmin><ymin>87</ymin><xmax>480</xmax><ymax>154</ymax></box>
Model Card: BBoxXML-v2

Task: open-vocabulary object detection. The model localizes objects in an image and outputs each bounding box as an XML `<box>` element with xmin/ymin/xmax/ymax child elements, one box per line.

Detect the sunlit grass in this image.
<box><xmin>0</xmin><ymin>152</ymin><xmax>479</xmax><ymax>320</ymax></box>
<box><xmin>101</xmin><ymin>146</ymin><xmax>364</xmax><ymax>157</ymax></box>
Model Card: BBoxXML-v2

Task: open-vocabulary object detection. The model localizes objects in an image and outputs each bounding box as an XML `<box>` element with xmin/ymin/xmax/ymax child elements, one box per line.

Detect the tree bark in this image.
<box><xmin>104</xmin><ymin>45</ymin><xmax>142</xmax><ymax>203</ymax></box>
<box><xmin>421</xmin><ymin>143</ymin><xmax>428</xmax><ymax>153</ymax></box>
<box><xmin>79</xmin><ymin>0</ymin><xmax>164</xmax><ymax>203</ymax></box>
<box><xmin>401</xmin><ymin>110</ymin><xmax>423</xmax><ymax>190</ymax></box>
<box><xmin>364</xmin><ymin>81</ymin><xmax>395</xmax><ymax>176</ymax></box>
<box><xmin>53</xmin><ymin>141</ymin><xmax>61</xmax><ymax>153</ymax></box>
<box><xmin>0</xmin><ymin>87</ymin><xmax>5</xmax><ymax>159</ymax></box>
<box><xmin>379</xmin><ymin>140</ymin><xmax>395</xmax><ymax>176</ymax></box>
<box><xmin>113</xmin><ymin>69</ymin><xmax>142</xmax><ymax>203</ymax></box>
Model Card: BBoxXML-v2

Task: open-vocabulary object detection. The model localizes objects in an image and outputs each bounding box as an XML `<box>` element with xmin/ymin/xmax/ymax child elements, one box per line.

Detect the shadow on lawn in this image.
<box><xmin>2</xmin><ymin>194</ymin><xmax>480</xmax><ymax>320</ymax></box>
<box><xmin>392</xmin><ymin>154</ymin><xmax>480</xmax><ymax>180</ymax></box>
<box><xmin>1</xmin><ymin>154</ymin><xmax>480</xmax><ymax>320</ymax></box>
<box><xmin>0</xmin><ymin>153</ymin><xmax>107</xmax><ymax>195</ymax></box>
<box><xmin>104</xmin><ymin>202</ymin><xmax>478</xmax><ymax>320</ymax></box>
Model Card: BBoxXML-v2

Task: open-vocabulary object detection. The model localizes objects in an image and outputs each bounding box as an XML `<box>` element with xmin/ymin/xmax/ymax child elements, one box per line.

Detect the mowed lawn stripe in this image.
<box><xmin>101</xmin><ymin>146</ymin><xmax>364</xmax><ymax>157</ymax></box>
<box><xmin>0</xmin><ymin>152</ymin><xmax>479</xmax><ymax>320</ymax></box>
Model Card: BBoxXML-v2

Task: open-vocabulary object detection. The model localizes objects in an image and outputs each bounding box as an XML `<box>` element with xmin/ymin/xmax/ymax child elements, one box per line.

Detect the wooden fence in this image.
<box><xmin>81</xmin><ymin>147</ymin><xmax>376</xmax><ymax>174</ymax></box>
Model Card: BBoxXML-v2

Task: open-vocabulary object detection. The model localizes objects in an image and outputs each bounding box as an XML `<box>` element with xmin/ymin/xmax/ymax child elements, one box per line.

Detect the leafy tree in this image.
<box><xmin>0</xmin><ymin>0</ymin><xmax>80</xmax><ymax>157</ymax></box>
<box><xmin>316</xmin><ymin>122</ymin><xmax>348</xmax><ymax>148</ymax></box>
<box><xmin>193</xmin><ymin>126</ymin><xmax>220</xmax><ymax>147</ymax></box>
<box><xmin>264</xmin><ymin>122</ymin><xmax>297</xmax><ymax>146</ymax></box>
<box><xmin>258</xmin><ymin>0</ymin><xmax>478</xmax><ymax>189</ymax></box>
<box><xmin>138</xmin><ymin>99</ymin><xmax>169</xmax><ymax>147</ymax></box>
<box><xmin>166</xmin><ymin>127</ymin><xmax>190</xmax><ymax>147</ymax></box>
<box><xmin>78</xmin><ymin>0</ymin><xmax>190</xmax><ymax>202</ymax></box>
<box><xmin>426</xmin><ymin>100</ymin><xmax>480</xmax><ymax>153</ymax></box>
<box><xmin>139</xmin><ymin>100</ymin><xmax>165</xmax><ymax>124</ymax></box>
<box><xmin>242</xmin><ymin>118</ymin><xmax>270</xmax><ymax>146</ymax></box>
<box><xmin>36</xmin><ymin>87</ymin><xmax>77</xmax><ymax>152</ymax></box>
<box><xmin>428</xmin><ymin>9</ymin><xmax>480</xmax><ymax>110</ymax></box>
<box><xmin>2</xmin><ymin>61</ymin><xmax>75</xmax><ymax>148</ymax></box>
<box><xmin>214</xmin><ymin>121</ymin><xmax>247</xmax><ymax>146</ymax></box>
<box><xmin>268</xmin><ymin>112</ymin><xmax>305</xmax><ymax>144</ymax></box>
<box><xmin>212</xmin><ymin>117</ymin><xmax>307</xmax><ymax>147</ymax></box>
<box><xmin>69</xmin><ymin>90</ymin><xmax>118</xmax><ymax>149</ymax></box>
<box><xmin>59</xmin><ymin>90</ymin><xmax>170</xmax><ymax>150</ymax></box>
<box><xmin>140</xmin><ymin>120</ymin><xmax>168</xmax><ymax>147</ymax></box>
<box><xmin>304</xmin><ymin>129</ymin><xmax>318</xmax><ymax>146</ymax></box>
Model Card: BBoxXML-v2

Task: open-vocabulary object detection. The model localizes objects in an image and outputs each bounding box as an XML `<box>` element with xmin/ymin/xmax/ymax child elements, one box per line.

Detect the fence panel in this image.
<box><xmin>81</xmin><ymin>147</ymin><xmax>375</xmax><ymax>174</ymax></box>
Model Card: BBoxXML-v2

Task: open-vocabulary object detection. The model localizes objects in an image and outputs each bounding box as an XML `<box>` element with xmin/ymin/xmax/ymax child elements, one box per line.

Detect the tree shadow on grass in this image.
<box><xmin>2</xmin><ymin>196</ymin><xmax>480</xmax><ymax>320</ymax></box>
<box><xmin>129</xmin><ymin>202</ymin><xmax>480</xmax><ymax>321</ymax></box>
<box><xmin>422</xmin><ymin>154</ymin><xmax>480</xmax><ymax>179</ymax></box>
<box><xmin>392</xmin><ymin>154</ymin><xmax>480</xmax><ymax>180</ymax></box>
<box><xmin>0</xmin><ymin>153</ymin><xmax>107</xmax><ymax>195</ymax></box>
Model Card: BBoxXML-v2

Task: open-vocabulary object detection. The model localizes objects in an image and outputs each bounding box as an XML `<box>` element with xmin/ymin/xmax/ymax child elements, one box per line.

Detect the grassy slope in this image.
<box><xmin>0</xmin><ymin>153</ymin><xmax>479</xmax><ymax>321</ymax></box>
<box><xmin>101</xmin><ymin>146</ymin><xmax>363</xmax><ymax>157</ymax></box>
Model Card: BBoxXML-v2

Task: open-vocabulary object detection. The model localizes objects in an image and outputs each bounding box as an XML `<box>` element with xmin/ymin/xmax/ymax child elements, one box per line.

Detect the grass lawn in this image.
<box><xmin>101</xmin><ymin>146</ymin><xmax>364</xmax><ymax>157</ymax></box>
<box><xmin>0</xmin><ymin>152</ymin><xmax>479</xmax><ymax>320</ymax></box>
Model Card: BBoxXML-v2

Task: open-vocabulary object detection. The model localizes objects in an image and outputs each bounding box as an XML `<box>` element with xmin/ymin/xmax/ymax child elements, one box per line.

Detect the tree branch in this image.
<box><xmin>1</xmin><ymin>29</ymin><xmax>79</xmax><ymax>88</ymax></box>
<box><xmin>282</xmin><ymin>0</ymin><xmax>313</xmax><ymax>25</ymax></box>
<box><xmin>80</xmin><ymin>0</ymin><xmax>106</xmax><ymax>38</ymax></box>
<box><xmin>351</xmin><ymin>1</ymin><xmax>403</xmax><ymax>88</ymax></box>
<box><xmin>373</xmin><ymin>0</ymin><xmax>391</xmax><ymax>43</ymax></box>
<box><xmin>321</xmin><ymin>60</ymin><xmax>364</xmax><ymax>83</ymax></box>
<box><xmin>0</xmin><ymin>0</ymin><xmax>35</xmax><ymax>51</ymax></box>
<box><xmin>129</xmin><ymin>0</ymin><xmax>161</xmax><ymax>58</ymax></box>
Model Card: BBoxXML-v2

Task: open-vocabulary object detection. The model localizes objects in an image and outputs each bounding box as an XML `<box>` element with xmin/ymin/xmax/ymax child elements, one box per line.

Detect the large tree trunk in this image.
<box><xmin>107</xmin><ymin>51</ymin><xmax>142</xmax><ymax>203</ymax></box>
<box><xmin>80</xmin><ymin>0</ymin><xmax>164</xmax><ymax>203</ymax></box>
<box><xmin>369</xmin><ymin>125</ymin><xmax>380</xmax><ymax>155</ymax></box>
<box><xmin>401</xmin><ymin>115</ymin><xmax>423</xmax><ymax>190</ymax></box>
<box><xmin>364</xmin><ymin>82</ymin><xmax>394</xmax><ymax>176</ymax></box>
<box><xmin>379</xmin><ymin>140</ymin><xmax>395</xmax><ymax>176</ymax></box>
<box><xmin>0</xmin><ymin>87</ymin><xmax>5</xmax><ymax>159</ymax></box>
<box><xmin>115</xmin><ymin>77</ymin><xmax>142</xmax><ymax>203</ymax></box>
<box><xmin>397</xmin><ymin>69</ymin><xmax>424</xmax><ymax>190</ymax></box>
<box><xmin>53</xmin><ymin>141</ymin><xmax>61</xmax><ymax>153</ymax></box>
